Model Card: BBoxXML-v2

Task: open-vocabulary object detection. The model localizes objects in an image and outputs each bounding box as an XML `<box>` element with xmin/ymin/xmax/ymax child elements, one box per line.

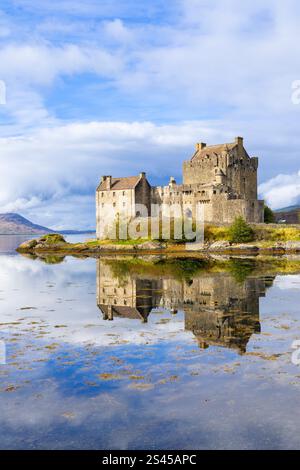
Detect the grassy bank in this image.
<box><xmin>16</xmin><ymin>221</ymin><xmax>300</xmax><ymax>257</ymax></box>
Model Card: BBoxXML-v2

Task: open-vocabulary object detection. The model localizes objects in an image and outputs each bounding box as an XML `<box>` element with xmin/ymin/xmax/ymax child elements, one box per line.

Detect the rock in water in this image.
<box><xmin>17</xmin><ymin>239</ymin><xmax>38</xmax><ymax>251</ymax></box>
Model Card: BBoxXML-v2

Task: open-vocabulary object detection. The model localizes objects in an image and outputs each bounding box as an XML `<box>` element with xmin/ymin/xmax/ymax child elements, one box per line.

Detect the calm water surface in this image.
<box><xmin>0</xmin><ymin>235</ymin><xmax>300</xmax><ymax>450</ymax></box>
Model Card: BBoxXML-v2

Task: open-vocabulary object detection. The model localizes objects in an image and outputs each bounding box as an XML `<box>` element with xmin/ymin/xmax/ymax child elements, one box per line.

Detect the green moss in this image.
<box><xmin>39</xmin><ymin>233</ymin><xmax>67</xmax><ymax>244</ymax></box>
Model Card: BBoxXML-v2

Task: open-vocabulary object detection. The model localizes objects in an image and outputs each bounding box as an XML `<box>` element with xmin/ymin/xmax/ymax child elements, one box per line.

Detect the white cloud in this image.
<box><xmin>103</xmin><ymin>19</ymin><xmax>133</xmax><ymax>44</ymax></box>
<box><xmin>0</xmin><ymin>120</ymin><xmax>229</xmax><ymax>229</ymax></box>
<box><xmin>1</xmin><ymin>0</ymin><xmax>300</xmax><ymax>223</ymax></box>
<box><xmin>0</xmin><ymin>254</ymin><xmax>189</xmax><ymax>347</ymax></box>
<box><xmin>0</xmin><ymin>44</ymin><xmax>122</xmax><ymax>86</ymax></box>
<box><xmin>259</xmin><ymin>171</ymin><xmax>300</xmax><ymax>209</ymax></box>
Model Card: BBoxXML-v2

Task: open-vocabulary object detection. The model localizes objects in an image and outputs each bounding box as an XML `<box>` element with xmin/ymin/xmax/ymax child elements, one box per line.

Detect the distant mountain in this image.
<box><xmin>59</xmin><ymin>230</ymin><xmax>96</xmax><ymax>235</ymax></box>
<box><xmin>0</xmin><ymin>213</ymin><xmax>54</xmax><ymax>235</ymax></box>
<box><xmin>275</xmin><ymin>206</ymin><xmax>300</xmax><ymax>224</ymax></box>
<box><xmin>0</xmin><ymin>213</ymin><xmax>96</xmax><ymax>235</ymax></box>
<box><xmin>275</xmin><ymin>205</ymin><xmax>300</xmax><ymax>213</ymax></box>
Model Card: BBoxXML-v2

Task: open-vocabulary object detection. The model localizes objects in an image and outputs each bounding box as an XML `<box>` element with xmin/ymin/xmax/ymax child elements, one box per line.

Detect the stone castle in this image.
<box><xmin>96</xmin><ymin>137</ymin><xmax>264</xmax><ymax>239</ymax></box>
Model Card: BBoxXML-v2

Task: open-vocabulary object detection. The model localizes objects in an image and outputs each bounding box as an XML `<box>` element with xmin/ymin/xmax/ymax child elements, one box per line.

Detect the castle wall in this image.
<box><xmin>135</xmin><ymin>177</ymin><xmax>151</xmax><ymax>215</ymax></box>
<box><xmin>210</xmin><ymin>197</ymin><xmax>264</xmax><ymax>224</ymax></box>
<box><xmin>96</xmin><ymin>137</ymin><xmax>264</xmax><ymax>237</ymax></box>
<box><xmin>183</xmin><ymin>141</ymin><xmax>259</xmax><ymax>201</ymax></box>
<box><xmin>151</xmin><ymin>186</ymin><xmax>263</xmax><ymax>224</ymax></box>
<box><xmin>183</xmin><ymin>157</ymin><xmax>219</xmax><ymax>186</ymax></box>
<box><xmin>96</xmin><ymin>187</ymin><xmax>136</xmax><ymax>239</ymax></box>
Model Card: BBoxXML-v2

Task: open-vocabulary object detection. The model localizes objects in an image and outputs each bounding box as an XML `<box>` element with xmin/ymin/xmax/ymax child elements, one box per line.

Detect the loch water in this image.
<box><xmin>0</xmin><ymin>235</ymin><xmax>300</xmax><ymax>450</ymax></box>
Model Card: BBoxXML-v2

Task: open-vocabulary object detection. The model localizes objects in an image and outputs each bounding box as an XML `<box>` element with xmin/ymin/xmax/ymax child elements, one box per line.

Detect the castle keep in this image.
<box><xmin>96</xmin><ymin>137</ymin><xmax>264</xmax><ymax>239</ymax></box>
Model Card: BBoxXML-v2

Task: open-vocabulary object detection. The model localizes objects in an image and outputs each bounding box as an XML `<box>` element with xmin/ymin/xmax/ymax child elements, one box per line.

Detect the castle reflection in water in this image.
<box><xmin>97</xmin><ymin>259</ymin><xmax>275</xmax><ymax>354</ymax></box>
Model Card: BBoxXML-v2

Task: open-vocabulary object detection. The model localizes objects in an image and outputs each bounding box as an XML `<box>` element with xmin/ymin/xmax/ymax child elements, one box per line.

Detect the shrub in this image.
<box><xmin>229</xmin><ymin>217</ymin><xmax>255</xmax><ymax>244</ymax></box>
<box><xmin>264</xmin><ymin>205</ymin><xmax>275</xmax><ymax>224</ymax></box>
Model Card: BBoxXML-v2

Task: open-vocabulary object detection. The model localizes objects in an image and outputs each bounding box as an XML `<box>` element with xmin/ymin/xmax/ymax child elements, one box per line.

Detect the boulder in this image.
<box><xmin>138</xmin><ymin>241</ymin><xmax>165</xmax><ymax>250</ymax></box>
<box><xmin>99</xmin><ymin>244</ymin><xmax>135</xmax><ymax>251</ymax></box>
<box><xmin>234</xmin><ymin>244</ymin><xmax>259</xmax><ymax>251</ymax></box>
<box><xmin>208</xmin><ymin>241</ymin><xmax>231</xmax><ymax>251</ymax></box>
<box><xmin>17</xmin><ymin>239</ymin><xmax>38</xmax><ymax>250</ymax></box>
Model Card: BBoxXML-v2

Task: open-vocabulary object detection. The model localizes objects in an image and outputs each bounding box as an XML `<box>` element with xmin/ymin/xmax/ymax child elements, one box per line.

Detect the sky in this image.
<box><xmin>0</xmin><ymin>0</ymin><xmax>300</xmax><ymax>229</ymax></box>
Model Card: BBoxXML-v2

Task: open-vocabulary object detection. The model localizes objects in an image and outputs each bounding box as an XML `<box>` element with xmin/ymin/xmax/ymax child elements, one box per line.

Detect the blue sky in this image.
<box><xmin>0</xmin><ymin>0</ymin><xmax>300</xmax><ymax>229</ymax></box>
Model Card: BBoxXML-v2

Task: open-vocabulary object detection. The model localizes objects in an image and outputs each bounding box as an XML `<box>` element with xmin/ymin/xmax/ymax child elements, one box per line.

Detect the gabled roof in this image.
<box><xmin>191</xmin><ymin>142</ymin><xmax>237</xmax><ymax>161</ymax></box>
<box><xmin>97</xmin><ymin>175</ymin><xmax>141</xmax><ymax>191</ymax></box>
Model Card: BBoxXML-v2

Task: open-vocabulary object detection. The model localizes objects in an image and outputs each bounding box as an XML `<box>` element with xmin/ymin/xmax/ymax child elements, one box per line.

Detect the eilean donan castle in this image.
<box><xmin>96</xmin><ymin>137</ymin><xmax>264</xmax><ymax>239</ymax></box>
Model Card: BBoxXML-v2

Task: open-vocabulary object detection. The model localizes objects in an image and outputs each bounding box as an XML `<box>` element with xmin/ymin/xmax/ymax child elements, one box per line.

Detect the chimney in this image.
<box><xmin>106</xmin><ymin>176</ymin><xmax>112</xmax><ymax>190</ymax></box>
<box><xmin>196</xmin><ymin>142</ymin><xmax>206</xmax><ymax>151</ymax></box>
<box><xmin>139</xmin><ymin>172</ymin><xmax>146</xmax><ymax>179</ymax></box>
<box><xmin>235</xmin><ymin>136</ymin><xmax>243</xmax><ymax>148</ymax></box>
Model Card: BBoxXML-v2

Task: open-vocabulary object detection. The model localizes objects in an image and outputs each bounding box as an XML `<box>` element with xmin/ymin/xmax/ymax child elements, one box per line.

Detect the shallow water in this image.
<box><xmin>0</xmin><ymin>236</ymin><xmax>300</xmax><ymax>450</ymax></box>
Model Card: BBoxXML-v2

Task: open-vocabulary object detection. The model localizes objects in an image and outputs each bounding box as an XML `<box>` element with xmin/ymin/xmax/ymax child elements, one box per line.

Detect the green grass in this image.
<box><xmin>253</xmin><ymin>225</ymin><xmax>300</xmax><ymax>242</ymax></box>
<box><xmin>204</xmin><ymin>224</ymin><xmax>300</xmax><ymax>243</ymax></box>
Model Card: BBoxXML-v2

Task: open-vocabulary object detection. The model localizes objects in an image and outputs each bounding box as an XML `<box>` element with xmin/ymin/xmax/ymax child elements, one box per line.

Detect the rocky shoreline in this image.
<box><xmin>16</xmin><ymin>234</ymin><xmax>300</xmax><ymax>256</ymax></box>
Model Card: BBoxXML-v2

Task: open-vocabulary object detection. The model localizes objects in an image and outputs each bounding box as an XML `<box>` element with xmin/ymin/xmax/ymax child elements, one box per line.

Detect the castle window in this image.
<box><xmin>124</xmin><ymin>300</ymin><xmax>127</xmax><ymax>306</ymax></box>
<box><xmin>123</xmin><ymin>202</ymin><xmax>126</xmax><ymax>207</ymax></box>
<box><xmin>102</xmin><ymin>203</ymin><xmax>104</xmax><ymax>208</ymax></box>
<box><xmin>101</xmin><ymin>192</ymin><xmax>104</xmax><ymax>197</ymax></box>
<box><xmin>113</xmin><ymin>192</ymin><xmax>116</xmax><ymax>197</ymax></box>
<box><xmin>113</xmin><ymin>202</ymin><xmax>116</xmax><ymax>207</ymax></box>
<box><xmin>123</xmin><ymin>191</ymin><xmax>125</xmax><ymax>196</ymax></box>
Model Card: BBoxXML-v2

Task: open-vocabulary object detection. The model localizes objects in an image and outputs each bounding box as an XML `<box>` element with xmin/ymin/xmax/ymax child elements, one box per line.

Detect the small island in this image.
<box><xmin>17</xmin><ymin>219</ymin><xmax>300</xmax><ymax>258</ymax></box>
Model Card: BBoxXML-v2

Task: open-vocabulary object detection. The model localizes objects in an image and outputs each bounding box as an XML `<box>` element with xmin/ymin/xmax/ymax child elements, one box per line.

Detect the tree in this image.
<box><xmin>264</xmin><ymin>205</ymin><xmax>275</xmax><ymax>224</ymax></box>
<box><xmin>229</xmin><ymin>217</ymin><xmax>255</xmax><ymax>244</ymax></box>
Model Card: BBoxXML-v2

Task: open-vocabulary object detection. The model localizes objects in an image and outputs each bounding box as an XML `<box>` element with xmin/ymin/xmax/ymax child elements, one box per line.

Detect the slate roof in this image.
<box><xmin>97</xmin><ymin>175</ymin><xmax>141</xmax><ymax>191</ymax></box>
<box><xmin>191</xmin><ymin>142</ymin><xmax>237</xmax><ymax>161</ymax></box>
